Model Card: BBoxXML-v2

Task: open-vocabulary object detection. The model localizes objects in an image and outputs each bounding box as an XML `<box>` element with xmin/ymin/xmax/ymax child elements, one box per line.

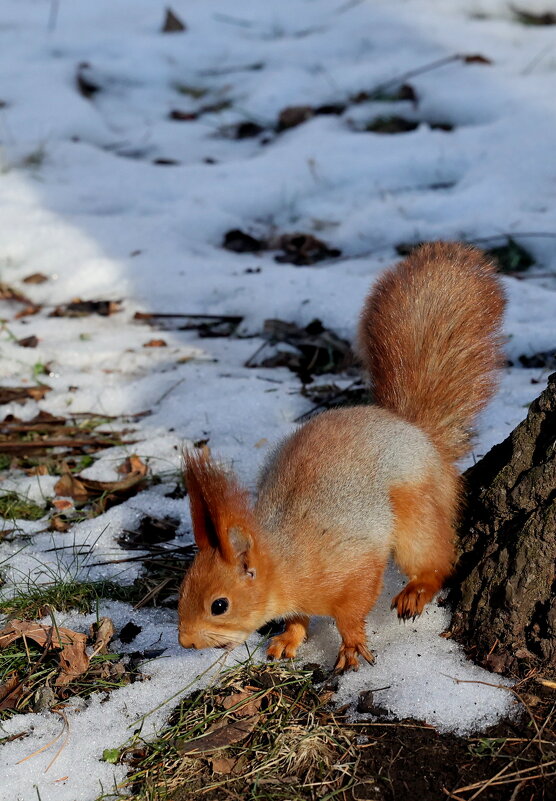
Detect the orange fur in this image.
<box><xmin>357</xmin><ymin>242</ymin><xmax>506</xmax><ymax>462</ymax></box>
<box><xmin>178</xmin><ymin>243</ymin><xmax>505</xmax><ymax>670</ymax></box>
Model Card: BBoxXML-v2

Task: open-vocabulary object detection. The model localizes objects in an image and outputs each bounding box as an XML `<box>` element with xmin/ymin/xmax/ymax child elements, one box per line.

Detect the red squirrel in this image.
<box><xmin>178</xmin><ymin>242</ymin><xmax>506</xmax><ymax>671</ymax></box>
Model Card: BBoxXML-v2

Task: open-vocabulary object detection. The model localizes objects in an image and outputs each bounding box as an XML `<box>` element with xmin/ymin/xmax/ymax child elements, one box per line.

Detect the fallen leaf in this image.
<box><xmin>0</xmin><ymin>672</ymin><xmax>23</xmax><ymax>712</ymax></box>
<box><xmin>0</xmin><ymin>385</ymin><xmax>51</xmax><ymax>404</ymax></box>
<box><xmin>462</xmin><ymin>53</ymin><xmax>493</xmax><ymax>64</ymax></box>
<box><xmin>117</xmin><ymin>455</ymin><xmax>148</xmax><ymax>476</ymax></box>
<box><xmin>54</xmin><ymin>457</ymin><xmax>148</xmax><ymax>503</ymax></box>
<box><xmin>17</xmin><ymin>335</ymin><xmax>39</xmax><ymax>348</ymax></box>
<box><xmin>222</xmin><ymin>691</ymin><xmax>262</xmax><ymax>718</ymax></box>
<box><xmin>175</xmin><ymin>715</ymin><xmax>259</xmax><ymax>755</ymax></box>
<box><xmin>169</xmin><ymin>109</ymin><xmax>198</xmax><ymax>121</ymax></box>
<box><xmin>52</xmin><ymin>499</ymin><xmax>73</xmax><ymax>511</ymax></box>
<box><xmin>277</xmin><ymin>105</ymin><xmax>314</xmax><ymax>131</ymax></box>
<box><xmin>14</xmin><ymin>304</ymin><xmax>41</xmax><ymax>319</ymax></box>
<box><xmin>50</xmin><ymin>515</ymin><xmax>70</xmax><ymax>532</ymax></box>
<box><xmin>162</xmin><ymin>8</ymin><xmax>187</xmax><ymax>32</ymax></box>
<box><xmin>210</xmin><ymin>756</ymin><xmax>237</xmax><ymax>775</ymax></box>
<box><xmin>23</xmin><ymin>272</ymin><xmax>48</xmax><ymax>284</ymax></box>
<box><xmin>0</xmin><ymin>620</ymin><xmax>89</xmax><ymax>686</ymax></box>
<box><xmin>82</xmin><ymin>470</ymin><xmax>147</xmax><ymax>494</ymax></box>
<box><xmin>143</xmin><ymin>339</ymin><xmax>167</xmax><ymax>348</ymax></box>
<box><xmin>275</xmin><ymin>232</ymin><xmax>341</xmax><ymax>266</ymax></box>
<box><xmin>26</xmin><ymin>464</ymin><xmax>49</xmax><ymax>476</ymax></box>
<box><xmin>90</xmin><ymin>617</ymin><xmax>115</xmax><ymax>654</ymax></box>
<box><xmin>54</xmin><ymin>472</ymin><xmax>89</xmax><ymax>502</ymax></box>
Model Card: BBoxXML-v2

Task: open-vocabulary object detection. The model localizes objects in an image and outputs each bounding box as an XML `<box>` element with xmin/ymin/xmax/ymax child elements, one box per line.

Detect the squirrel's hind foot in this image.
<box><xmin>391</xmin><ymin>575</ymin><xmax>442</xmax><ymax>620</ymax></box>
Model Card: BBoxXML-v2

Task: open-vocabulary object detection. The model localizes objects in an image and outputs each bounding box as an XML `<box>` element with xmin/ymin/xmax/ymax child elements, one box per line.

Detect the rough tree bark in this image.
<box><xmin>448</xmin><ymin>372</ymin><xmax>556</xmax><ymax>675</ymax></box>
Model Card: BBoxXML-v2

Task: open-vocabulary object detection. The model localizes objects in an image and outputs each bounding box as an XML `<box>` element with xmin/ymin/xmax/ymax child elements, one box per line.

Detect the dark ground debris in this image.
<box><xmin>246</xmin><ymin>318</ymin><xmax>354</xmax><ymax>384</ymax></box>
<box><xmin>518</xmin><ymin>349</ymin><xmax>556</xmax><ymax>370</ymax></box>
<box><xmin>222</xmin><ymin>228</ymin><xmax>341</xmax><ymax>265</ymax></box>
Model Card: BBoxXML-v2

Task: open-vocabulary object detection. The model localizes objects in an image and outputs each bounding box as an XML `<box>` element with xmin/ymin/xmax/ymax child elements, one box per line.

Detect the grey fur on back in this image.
<box><xmin>255</xmin><ymin>405</ymin><xmax>439</xmax><ymax>560</ymax></box>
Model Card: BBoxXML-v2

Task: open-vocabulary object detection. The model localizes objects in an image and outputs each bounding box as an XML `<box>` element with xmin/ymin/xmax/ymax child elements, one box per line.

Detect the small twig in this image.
<box><xmin>135</xmin><ymin>312</ymin><xmax>242</xmax><ymax>322</ymax></box>
<box><xmin>154</xmin><ymin>378</ymin><xmax>187</xmax><ymax>408</ymax></box>
<box><xmin>133</xmin><ymin>577</ymin><xmax>175</xmax><ymax>609</ymax></box>
<box><xmin>365</xmin><ymin>54</ymin><xmax>462</xmax><ymax>101</ymax></box>
<box><xmin>0</xmin><ymin>438</ymin><xmax>137</xmax><ymax>452</ymax></box>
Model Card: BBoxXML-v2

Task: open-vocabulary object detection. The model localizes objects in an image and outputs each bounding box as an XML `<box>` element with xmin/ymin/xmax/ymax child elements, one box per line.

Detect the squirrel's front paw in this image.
<box><xmin>334</xmin><ymin>643</ymin><xmax>375</xmax><ymax>673</ymax></box>
<box><xmin>267</xmin><ymin>631</ymin><xmax>301</xmax><ymax>660</ymax></box>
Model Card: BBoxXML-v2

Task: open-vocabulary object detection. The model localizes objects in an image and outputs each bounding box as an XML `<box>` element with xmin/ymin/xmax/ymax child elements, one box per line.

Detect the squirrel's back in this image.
<box><xmin>357</xmin><ymin>242</ymin><xmax>506</xmax><ymax>462</ymax></box>
<box><xmin>256</xmin><ymin>405</ymin><xmax>440</xmax><ymax>559</ymax></box>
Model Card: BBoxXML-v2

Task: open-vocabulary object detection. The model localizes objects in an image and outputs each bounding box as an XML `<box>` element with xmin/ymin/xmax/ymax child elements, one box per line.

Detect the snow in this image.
<box><xmin>1</xmin><ymin>0</ymin><xmax>555</xmax><ymax>798</ymax></box>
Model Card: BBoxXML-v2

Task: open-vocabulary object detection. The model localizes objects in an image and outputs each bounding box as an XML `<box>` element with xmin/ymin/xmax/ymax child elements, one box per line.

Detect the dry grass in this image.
<box><xmin>97</xmin><ymin>661</ymin><xmax>372</xmax><ymax>801</ymax></box>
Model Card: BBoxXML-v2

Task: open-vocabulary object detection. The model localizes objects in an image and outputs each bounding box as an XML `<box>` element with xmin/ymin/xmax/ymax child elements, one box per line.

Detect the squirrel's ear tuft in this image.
<box><xmin>184</xmin><ymin>450</ymin><xmax>256</xmax><ymax>561</ymax></box>
<box><xmin>184</xmin><ymin>450</ymin><xmax>220</xmax><ymax>551</ymax></box>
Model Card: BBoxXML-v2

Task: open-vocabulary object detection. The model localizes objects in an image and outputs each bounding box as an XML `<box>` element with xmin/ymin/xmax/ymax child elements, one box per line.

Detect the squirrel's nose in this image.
<box><xmin>178</xmin><ymin>631</ymin><xmax>196</xmax><ymax>649</ymax></box>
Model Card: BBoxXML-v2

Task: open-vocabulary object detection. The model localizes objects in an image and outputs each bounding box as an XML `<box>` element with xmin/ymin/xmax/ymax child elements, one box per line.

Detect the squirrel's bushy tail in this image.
<box><xmin>357</xmin><ymin>242</ymin><xmax>506</xmax><ymax>463</ymax></box>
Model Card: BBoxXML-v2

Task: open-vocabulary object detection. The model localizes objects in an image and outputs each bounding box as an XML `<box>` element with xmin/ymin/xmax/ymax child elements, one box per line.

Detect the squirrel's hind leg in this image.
<box><xmin>267</xmin><ymin>615</ymin><xmax>309</xmax><ymax>660</ymax></box>
<box><xmin>332</xmin><ymin>554</ymin><xmax>386</xmax><ymax>672</ymax></box>
<box><xmin>390</xmin><ymin>477</ymin><xmax>457</xmax><ymax>620</ymax></box>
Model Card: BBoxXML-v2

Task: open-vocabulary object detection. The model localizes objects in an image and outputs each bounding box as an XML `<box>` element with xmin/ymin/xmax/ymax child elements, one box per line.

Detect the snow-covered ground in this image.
<box><xmin>1</xmin><ymin>0</ymin><xmax>555</xmax><ymax>798</ymax></box>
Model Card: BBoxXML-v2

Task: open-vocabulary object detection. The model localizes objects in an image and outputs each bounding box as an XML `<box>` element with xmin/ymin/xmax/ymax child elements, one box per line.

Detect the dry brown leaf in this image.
<box><xmin>14</xmin><ymin>304</ymin><xmax>41</xmax><ymax>319</ymax></box>
<box><xmin>162</xmin><ymin>8</ymin><xmax>186</xmax><ymax>32</ymax></box>
<box><xmin>80</xmin><ymin>472</ymin><xmax>146</xmax><ymax>494</ymax></box>
<box><xmin>17</xmin><ymin>335</ymin><xmax>39</xmax><ymax>348</ymax></box>
<box><xmin>222</xmin><ymin>691</ymin><xmax>262</xmax><ymax>717</ymax></box>
<box><xmin>117</xmin><ymin>455</ymin><xmax>148</xmax><ymax>476</ymax></box>
<box><xmin>0</xmin><ymin>620</ymin><xmax>89</xmax><ymax>686</ymax></box>
<box><xmin>462</xmin><ymin>53</ymin><xmax>493</xmax><ymax>65</ymax></box>
<box><xmin>23</xmin><ymin>272</ymin><xmax>48</xmax><ymax>284</ymax></box>
<box><xmin>52</xmin><ymin>499</ymin><xmax>73</xmax><ymax>511</ymax></box>
<box><xmin>54</xmin><ymin>472</ymin><xmax>89</xmax><ymax>502</ymax></box>
<box><xmin>0</xmin><ymin>672</ymin><xmax>23</xmax><ymax>711</ymax></box>
<box><xmin>26</xmin><ymin>464</ymin><xmax>49</xmax><ymax>476</ymax></box>
<box><xmin>54</xmin><ymin>458</ymin><xmax>147</xmax><ymax>501</ymax></box>
<box><xmin>143</xmin><ymin>339</ymin><xmax>167</xmax><ymax>348</ymax></box>
<box><xmin>50</xmin><ymin>516</ymin><xmax>70</xmax><ymax>532</ymax></box>
<box><xmin>210</xmin><ymin>756</ymin><xmax>237</xmax><ymax>775</ymax></box>
<box><xmin>90</xmin><ymin>617</ymin><xmax>115</xmax><ymax>654</ymax></box>
<box><xmin>175</xmin><ymin>715</ymin><xmax>259</xmax><ymax>755</ymax></box>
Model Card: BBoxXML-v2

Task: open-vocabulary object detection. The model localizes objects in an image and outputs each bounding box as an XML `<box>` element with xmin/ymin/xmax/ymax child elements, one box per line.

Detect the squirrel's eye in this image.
<box><xmin>211</xmin><ymin>598</ymin><xmax>229</xmax><ymax>616</ymax></box>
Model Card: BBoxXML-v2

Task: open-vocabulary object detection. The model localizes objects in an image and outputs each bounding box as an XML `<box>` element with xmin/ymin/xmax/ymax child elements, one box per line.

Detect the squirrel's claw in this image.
<box><xmin>334</xmin><ymin>643</ymin><xmax>375</xmax><ymax>673</ymax></box>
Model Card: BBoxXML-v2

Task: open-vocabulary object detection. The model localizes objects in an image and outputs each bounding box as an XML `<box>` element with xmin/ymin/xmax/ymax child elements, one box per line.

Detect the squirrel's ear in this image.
<box><xmin>184</xmin><ymin>450</ymin><xmax>256</xmax><ymax>564</ymax></box>
<box><xmin>228</xmin><ymin>526</ymin><xmax>255</xmax><ymax>576</ymax></box>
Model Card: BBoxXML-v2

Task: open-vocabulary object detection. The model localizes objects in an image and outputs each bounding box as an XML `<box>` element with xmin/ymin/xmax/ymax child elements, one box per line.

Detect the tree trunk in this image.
<box><xmin>448</xmin><ymin>373</ymin><xmax>556</xmax><ymax>675</ymax></box>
